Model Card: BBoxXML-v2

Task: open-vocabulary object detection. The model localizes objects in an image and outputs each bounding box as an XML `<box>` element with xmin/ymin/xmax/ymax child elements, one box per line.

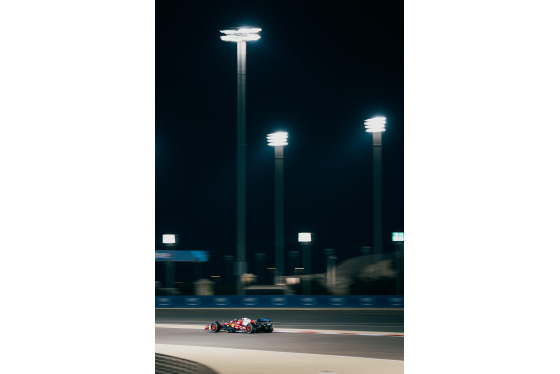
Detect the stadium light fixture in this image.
<box><xmin>220</xmin><ymin>27</ymin><xmax>262</xmax><ymax>42</ymax></box>
<box><xmin>298</xmin><ymin>232</ymin><xmax>312</xmax><ymax>243</ymax></box>
<box><xmin>267</xmin><ymin>131</ymin><xmax>288</xmax><ymax>147</ymax></box>
<box><xmin>364</xmin><ymin>116</ymin><xmax>386</xmax><ymax>133</ymax></box>
<box><xmin>392</xmin><ymin>232</ymin><xmax>404</xmax><ymax>242</ymax></box>
<box><xmin>162</xmin><ymin>234</ymin><xmax>176</xmax><ymax>244</ymax></box>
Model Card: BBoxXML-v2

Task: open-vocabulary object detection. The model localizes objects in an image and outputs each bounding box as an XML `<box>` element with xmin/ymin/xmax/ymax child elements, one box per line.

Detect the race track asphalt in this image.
<box><xmin>155</xmin><ymin>309</ymin><xmax>404</xmax><ymax>361</ymax></box>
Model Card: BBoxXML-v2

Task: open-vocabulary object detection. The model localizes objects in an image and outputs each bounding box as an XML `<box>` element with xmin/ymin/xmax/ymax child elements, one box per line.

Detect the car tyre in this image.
<box><xmin>246</xmin><ymin>323</ymin><xmax>256</xmax><ymax>334</ymax></box>
<box><xmin>210</xmin><ymin>322</ymin><xmax>221</xmax><ymax>333</ymax></box>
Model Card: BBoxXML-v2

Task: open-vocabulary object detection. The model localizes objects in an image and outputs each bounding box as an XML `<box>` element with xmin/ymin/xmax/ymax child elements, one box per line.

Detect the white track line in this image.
<box><xmin>278</xmin><ymin>329</ymin><xmax>404</xmax><ymax>337</ymax></box>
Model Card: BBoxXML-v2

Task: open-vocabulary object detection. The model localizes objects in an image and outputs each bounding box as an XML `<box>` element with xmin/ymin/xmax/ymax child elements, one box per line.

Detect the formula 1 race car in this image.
<box><xmin>204</xmin><ymin>317</ymin><xmax>274</xmax><ymax>334</ymax></box>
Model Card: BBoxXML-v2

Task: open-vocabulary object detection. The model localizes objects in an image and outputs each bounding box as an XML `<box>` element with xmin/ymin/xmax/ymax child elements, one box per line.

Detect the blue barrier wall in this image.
<box><xmin>155</xmin><ymin>295</ymin><xmax>403</xmax><ymax>308</ymax></box>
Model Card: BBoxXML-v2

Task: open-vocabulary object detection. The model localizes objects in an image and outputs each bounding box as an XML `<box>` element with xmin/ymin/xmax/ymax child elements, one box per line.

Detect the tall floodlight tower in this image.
<box><xmin>220</xmin><ymin>27</ymin><xmax>262</xmax><ymax>294</ymax></box>
<box><xmin>267</xmin><ymin>131</ymin><xmax>288</xmax><ymax>279</ymax></box>
<box><xmin>364</xmin><ymin>116</ymin><xmax>386</xmax><ymax>265</ymax></box>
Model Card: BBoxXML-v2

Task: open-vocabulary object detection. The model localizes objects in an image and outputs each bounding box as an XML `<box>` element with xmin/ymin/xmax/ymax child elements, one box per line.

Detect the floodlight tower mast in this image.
<box><xmin>267</xmin><ymin>131</ymin><xmax>288</xmax><ymax>279</ymax></box>
<box><xmin>220</xmin><ymin>27</ymin><xmax>262</xmax><ymax>294</ymax></box>
<box><xmin>365</xmin><ymin>116</ymin><xmax>387</xmax><ymax>265</ymax></box>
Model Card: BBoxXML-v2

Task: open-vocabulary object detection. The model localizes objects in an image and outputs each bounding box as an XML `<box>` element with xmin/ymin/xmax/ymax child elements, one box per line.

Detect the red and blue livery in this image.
<box><xmin>204</xmin><ymin>317</ymin><xmax>274</xmax><ymax>334</ymax></box>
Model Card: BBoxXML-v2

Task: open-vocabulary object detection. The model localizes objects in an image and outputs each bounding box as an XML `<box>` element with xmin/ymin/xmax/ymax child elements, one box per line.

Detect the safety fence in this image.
<box><xmin>155</xmin><ymin>295</ymin><xmax>403</xmax><ymax>308</ymax></box>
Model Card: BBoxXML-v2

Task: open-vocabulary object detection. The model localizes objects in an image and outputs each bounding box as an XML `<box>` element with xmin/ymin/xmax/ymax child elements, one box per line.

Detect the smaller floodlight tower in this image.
<box><xmin>267</xmin><ymin>131</ymin><xmax>288</xmax><ymax>280</ymax></box>
<box><xmin>364</xmin><ymin>116</ymin><xmax>386</xmax><ymax>265</ymax></box>
<box><xmin>298</xmin><ymin>232</ymin><xmax>313</xmax><ymax>294</ymax></box>
<box><xmin>162</xmin><ymin>234</ymin><xmax>176</xmax><ymax>288</ymax></box>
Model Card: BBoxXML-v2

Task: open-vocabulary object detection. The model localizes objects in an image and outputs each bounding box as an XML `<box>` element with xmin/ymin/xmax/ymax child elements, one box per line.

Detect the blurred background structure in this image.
<box><xmin>155</xmin><ymin>1</ymin><xmax>403</xmax><ymax>297</ymax></box>
<box><xmin>155</xmin><ymin>232</ymin><xmax>404</xmax><ymax>296</ymax></box>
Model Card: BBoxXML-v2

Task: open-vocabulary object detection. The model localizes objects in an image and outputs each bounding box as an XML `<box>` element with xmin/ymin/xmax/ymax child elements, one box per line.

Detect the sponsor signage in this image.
<box><xmin>300</xmin><ymin>297</ymin><xmax>317</xmax><ymax>306</ymax></box>
<box><xmin>185</xmin><ymin>297</ymin><xmax>201</xmax><ymax>306</ymax></box>
<box><xmin>155</xmin><ymin>295</ymin><xmax>404</xmax><ymax>308</ymax></box>
<box><xmin>155</xmin><ymin>250</ymin><xmax>209</xmax><ymax>262</ymax></box>
<box><xmin>329</xmin><ymin>297</ymin><xmax>346</xmax><ymax>306</ymax></box>
<box><xmin>270</xmin><ymin>297</ymin><xmax>288</xmax><ymax>306</ymax></box>
<box><xmin>156</xmin><ymin>297</ymin><xmax>173</xmax><ymax>307</ymax></box>
<box><xmin>359</xmin><ymin>297</ymin><xmax>375</xmax><ymax>306</ymax></box>
<box><xmin>214</xmin><ymin>297</ymin><xmax>230</xmax><ymax>306</ymax></box>
<box><xmin>392</xmin><ymin>232</ymin><xmax>404</xmax><ymax>242</ymax></box>
<box><xmin>243</xmin><ymin>297</ymin><xmax>258</xmax><ymax>306</ymax></box>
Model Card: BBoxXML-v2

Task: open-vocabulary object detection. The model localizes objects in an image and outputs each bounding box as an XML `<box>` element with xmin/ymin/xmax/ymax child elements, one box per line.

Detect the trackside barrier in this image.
<box><xmin>155</xmin><ymin>295</ymin><xmax>404</xmax><ymax>308</ymax></box>
<box><xmin>155</xmin><ymin>353</ymin><xmax>218</xmax><ymax>374</ymax></box>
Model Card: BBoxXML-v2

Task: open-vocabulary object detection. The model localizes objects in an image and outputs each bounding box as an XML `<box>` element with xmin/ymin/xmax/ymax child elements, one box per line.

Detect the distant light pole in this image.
<box><xmin>324</xmin><ymin>248</ymin><xmax>336</xmax><ymax>291</ymax></box>
<box><xmin>267</xmin><ymin>131</ymin><xmax>288</xmax><ymax>278</ymax></box>
<box><xmin>220</xmin><ymin>26</ymin><xmax>262</xmax><ymax>294</ymax></box>
<box><xmin>298</xmin><ymin>232</ymin><xmax>313</xmax><ymax>294</ymax></box>
<box><xmin>365</xmin><ymin>116</ymin><xmax>386</xmax><ymax>266</ymax></box>
<box><xmin>360</xmin><ymin>245</ymin><xmax>373</xmax><ymax>275</ymax></box>
<box><xmin>223</xmin><ymin>255</ymin><xmax>234</xmax><ymax>286</ymax></box>
<box><xmin>392</xmin><ymin>232</ymin><xmax>404</xmax><ymax>295</ymax></box>
<box><xmin>255</xmin><ymin>253</ymin><xmax>266</xmax><ymax>284</ymax></box>
<box><xmin>288</xmin><ymin>250</ymin><xmax>299</xmax><ymax>276</ymax></box>
<box><xmin>360</xmin><ymin>246</ymin><xmax>372</xmax><ymax>256</ymax></box>
<box><xmin>162</xmin><ymin>234</ymin><xmax>176</xmax><ymax>289</ymax></box>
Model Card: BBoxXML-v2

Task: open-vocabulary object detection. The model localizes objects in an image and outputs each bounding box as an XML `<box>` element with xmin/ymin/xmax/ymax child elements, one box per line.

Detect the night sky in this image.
<box><xmin>156</xmin><ymin>1</ymin><xmax>403</xmax><ymax>280</ymax></box>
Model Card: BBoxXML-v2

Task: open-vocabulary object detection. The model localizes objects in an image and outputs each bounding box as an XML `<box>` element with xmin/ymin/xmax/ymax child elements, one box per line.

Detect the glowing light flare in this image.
<box><xmin>220</xmin><ymin>34</ymin><xmax>261</xmax><ymax>42</ymax></box>
<box><xmin>220</xmin><ymin>27</ymin><xmax>262</xmax><ymax>34</ymax></box>
<box><xmin>267</xmin><ymin>131</ymin><xmax>288</xmax><ymax>146</ymax></box>
<box><xmin>298</xmin><ymin>232</ymin><xmax>312</xmax><ymax>243</ymax></box>
<box><xmin>392</xmin><ymin>232</ymin><xmax>404</xmax><ymax>242</ymax></box>
<box><xmin>162</xmin><ymin>234</ymin><xmax>176</xmax><ymax>244</ymax></box>
<box><xmin>220</xmin><ymin>27</ymin><xmax>262</xmax><ymax>42</ymax></box>
<box><xmin>286</xmin><ymin>277</ymin><xmax>300</xmax><ymax>285</ymax></box>
<box><xmin>364</xmin><ymin>116</ymin><xmax>386</xmax><ymax>133</ymax></box>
